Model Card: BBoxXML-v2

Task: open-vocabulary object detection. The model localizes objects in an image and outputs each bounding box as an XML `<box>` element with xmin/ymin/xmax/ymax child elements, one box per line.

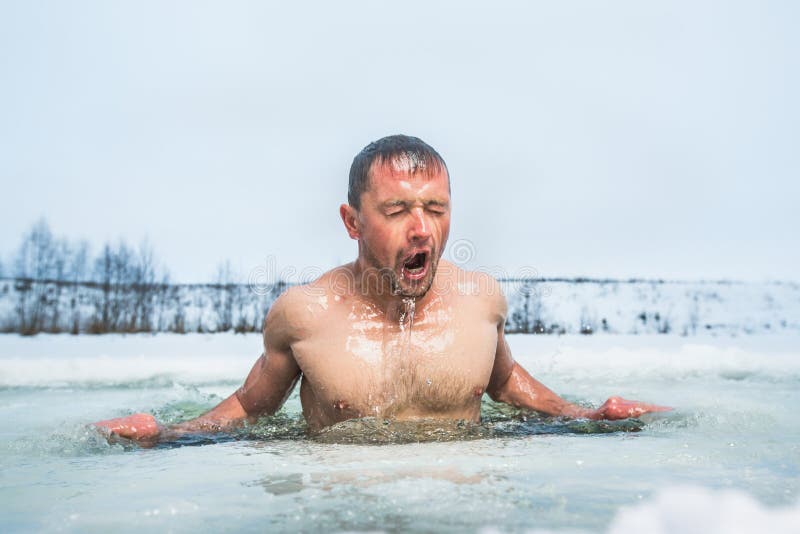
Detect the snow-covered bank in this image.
<box><xmin>501</xmin><ymin>279</ymin><xmax>800</xmax><ymax>335</ymax></box>
<box><xmin>2</xmin><ymin>332</ymin><xmax>798</xmax><ymax>389</ymax></box>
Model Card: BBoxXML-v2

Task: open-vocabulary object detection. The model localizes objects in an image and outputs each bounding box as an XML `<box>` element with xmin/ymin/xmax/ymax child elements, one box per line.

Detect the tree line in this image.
<box><xmin>1</xmin><ymin>219</ymin><xmax>549</xmax><ymax>336</ymax></box>
<box><xmin>3</xmin><ymin>219</ymin><xmax>751</xmax><ymax>337</ymax></box>
<box><xmin>0</xmin><ymin>219</ymin><xmax>282</xmax><ymax>335</ymax></box>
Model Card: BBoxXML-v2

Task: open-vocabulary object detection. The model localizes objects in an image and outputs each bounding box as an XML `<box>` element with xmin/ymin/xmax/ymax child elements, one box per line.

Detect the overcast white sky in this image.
<box><xmin>1</xmin><ymin>1</ymin><xmax>797</xmax><ymax>282</ymax></box>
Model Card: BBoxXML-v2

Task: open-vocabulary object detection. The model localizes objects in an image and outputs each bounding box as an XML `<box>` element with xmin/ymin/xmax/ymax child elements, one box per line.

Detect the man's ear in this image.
<box><xmin>340</xmin><ymin>204</ymin><xmax>361</xmax><ymax>240</ymax></box>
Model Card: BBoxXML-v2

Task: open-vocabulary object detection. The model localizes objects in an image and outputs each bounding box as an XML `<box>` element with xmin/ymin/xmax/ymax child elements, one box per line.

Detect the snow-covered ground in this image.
<box><xmin>2</xmin><ymin>331</ymin><xmax>799</xmax><ymax>391</ymax></box>
<box><xmin>502</xmin><ymin>279</ymin><xmax>800</xmax><ymax>335</ymax></box>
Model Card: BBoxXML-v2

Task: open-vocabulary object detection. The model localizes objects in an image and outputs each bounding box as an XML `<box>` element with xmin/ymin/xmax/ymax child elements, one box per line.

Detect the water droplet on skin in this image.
<box><xmin>398</xmin><ymin>297</ymin><xmax>416</xmax><ymax>331</ymax></box>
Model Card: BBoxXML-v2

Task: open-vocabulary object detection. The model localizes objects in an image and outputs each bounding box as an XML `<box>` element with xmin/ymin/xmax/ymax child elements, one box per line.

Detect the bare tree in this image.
<box><xmin>131</xmin><ymin>239</ymin><xmax>156</xmax><ymax>332</ymax></box>
<box><xmin>91</xmin><ymin>243</ymin><xmax>113</xmax><ymax>333</ymax></box>
<box><xmin>4</xmin><ymin>220</ymin><xmax>179</xmax><ymax>334</ymax></box>
<box><xmin>46</xmin><ymin>237</ymin><xmax>70</xmax><ymax>333</ymax></box>
<box><xmin>169</xmin><ymin>284</ymin><xmax>186</xmax><ymax>334</ymax></box>
<box><xmin>68</xmin><ymin>240</ymin><xmax>90</xmax><ymax>334</ymax></box>
<box><xmin>111</xmin><ymin>240</ymin><xmax>134</xmax><ymax>331</ymax></box>
<box><xmin>154</xmin><ymin>271</ymin><xmax>171</xmax><ymax>332</ymax></box>
<box><xmin>14</xmin><ymin>219</ymin><xmax>58</xmax><ymax>335</ymax></box>
<box><xmin>212</xmin><ymin>260</ymin><xmax>236</xmax><ymax>332</ymax></box>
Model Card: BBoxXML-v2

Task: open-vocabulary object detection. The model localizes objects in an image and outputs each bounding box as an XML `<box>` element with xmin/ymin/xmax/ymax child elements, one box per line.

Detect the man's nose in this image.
<box><xmin>408</xmin><ymin>208</ymin><xmax>432</xmax><ymax>242</ymax></box>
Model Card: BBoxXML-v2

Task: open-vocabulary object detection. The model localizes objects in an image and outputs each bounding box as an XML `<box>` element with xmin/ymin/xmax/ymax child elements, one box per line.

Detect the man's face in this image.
<box><xmin>352</xmin><ymin>157</ymin><xmax>451</xmax><ymax>299</ymax></box>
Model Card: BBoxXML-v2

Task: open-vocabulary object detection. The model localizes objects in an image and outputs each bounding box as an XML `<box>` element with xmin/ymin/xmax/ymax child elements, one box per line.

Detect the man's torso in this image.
<box><xmin>281</xmin><ymin>264</ymin><xmax>502</xmax><ymax>431</ymax></box>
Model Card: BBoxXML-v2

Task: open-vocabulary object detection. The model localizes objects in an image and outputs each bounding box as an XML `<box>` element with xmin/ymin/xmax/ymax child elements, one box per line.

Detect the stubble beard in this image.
<box><xmin>360</xmin><ymin>244</ymin><xmax>438</xmax><ymax>300</ymax></box>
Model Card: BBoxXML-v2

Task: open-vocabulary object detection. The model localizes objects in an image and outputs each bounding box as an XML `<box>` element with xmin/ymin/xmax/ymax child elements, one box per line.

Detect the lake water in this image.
<box><xmin>1</xmin><ymin>333</ymin><xmax>799</xmax><ymax>533</ymax></box>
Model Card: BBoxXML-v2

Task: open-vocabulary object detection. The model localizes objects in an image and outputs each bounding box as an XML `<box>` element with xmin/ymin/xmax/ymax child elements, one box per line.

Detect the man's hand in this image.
<box><xmin>92</xmin><ymin>413</ymin><xmax>162</xmax><ymax>444</ymax></box>
<box><xmin>588</xmin><ymin>396</ymin><xmax>672</xmax><ymax>420</ymax></box>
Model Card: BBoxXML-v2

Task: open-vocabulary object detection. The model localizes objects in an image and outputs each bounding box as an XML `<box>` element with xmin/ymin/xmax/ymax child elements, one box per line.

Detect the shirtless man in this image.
<box><xmin>94</xmin><ymin>135</ymin><xmax>668</xmax><ymax>443</ymax></box>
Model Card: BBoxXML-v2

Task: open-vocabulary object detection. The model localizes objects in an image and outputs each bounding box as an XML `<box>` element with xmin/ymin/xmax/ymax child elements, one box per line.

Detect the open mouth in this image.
<box><xmin>402</xmin><ymin>251</ymin><xmax>429</xmax><ymax>280</ymax></box>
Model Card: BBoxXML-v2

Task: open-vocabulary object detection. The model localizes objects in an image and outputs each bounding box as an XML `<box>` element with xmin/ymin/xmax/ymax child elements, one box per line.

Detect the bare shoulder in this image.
<box><xmin>437</xmin><ymin>260</ymin><xmax>507</xmax><ymax>324</ymax></box>
<box><xmin>261</xmin><ymin>285</ymin><xmax>306</xmax><ymax>348</ymax></box>
<box><xmin>262</xmin><ymin>265</ymin><xmax>351</xmax><ymax>343</ymax></box>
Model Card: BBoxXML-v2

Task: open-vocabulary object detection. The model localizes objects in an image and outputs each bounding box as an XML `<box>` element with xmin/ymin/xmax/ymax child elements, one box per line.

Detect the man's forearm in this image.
<box><xmin>94</xmin><ymin>392</ymin><xmax>253</xmax><ymax>445</ymax></box>
<box><xmin>159</xmin><ymin>393</ymin><xmax>252</xmax><ymax>439</ymax></box>
<box><xmin>491</xmin><ymin>362</ymin><xmax>593</xmax><ymax>419</ymax></box>
<box><xmin>490</xmin><ymin>363</ymin><xmax>672</xmax><ymax>420</ymax></box>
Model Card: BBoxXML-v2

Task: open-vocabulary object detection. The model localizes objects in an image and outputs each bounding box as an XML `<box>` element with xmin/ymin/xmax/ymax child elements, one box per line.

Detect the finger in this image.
<box><xmin>91</xmin><ymin>418</ymin><xmax>124</xmax><ymax>434</ymax></box>
<box><xmin>91</xmin><ymin>414</ymin><xmax>159</xmax><ymax>440</ymax></box>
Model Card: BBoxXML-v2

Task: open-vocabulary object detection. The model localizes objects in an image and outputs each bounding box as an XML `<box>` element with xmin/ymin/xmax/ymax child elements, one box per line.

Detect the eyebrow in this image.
<box><xmin>380</xmin><ymin>199</ymin><xmax>449</xmax><ymax>210</ymax></box>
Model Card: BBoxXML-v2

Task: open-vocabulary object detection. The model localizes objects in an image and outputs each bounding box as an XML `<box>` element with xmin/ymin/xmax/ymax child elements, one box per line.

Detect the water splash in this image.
<box><xmin>311</xmin><ymin>417</ymin><xmax>491</xmax><ymax>444</ymax></box>
<box><xmin>398</xmin><ymin>297</ymin><xmax>416</xmax><ymax>332</ymax></box>
<box><xmin>9</xmin><ymin>397</ymin><xmax>654</xmax><ymax>457</ymax></box>
<box><xmin>309</xmin><ymin>410</ymin><xmax>645</xmax><ymax>445</ymax></box>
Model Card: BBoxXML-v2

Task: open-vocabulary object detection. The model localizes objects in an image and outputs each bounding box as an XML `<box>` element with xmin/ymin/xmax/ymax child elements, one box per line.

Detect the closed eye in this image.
<box><xmin>425</xmin><ymin>202</ymin><xmax>448</xmax><ymax>214</ymax></box>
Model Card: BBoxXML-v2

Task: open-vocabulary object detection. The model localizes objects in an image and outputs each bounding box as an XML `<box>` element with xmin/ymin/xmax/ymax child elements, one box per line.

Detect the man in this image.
<box><xmin>94</xmin><ymin>135</ymin><xmax>668</xmax><ymax>444</ymax></box>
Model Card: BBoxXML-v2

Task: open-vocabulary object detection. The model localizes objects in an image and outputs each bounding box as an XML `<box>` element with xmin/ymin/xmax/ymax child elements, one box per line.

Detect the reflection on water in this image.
<box><xmin>257</xmin><ymin>466</ymin><xmax>487</xmax><ymax>496</ymax></box>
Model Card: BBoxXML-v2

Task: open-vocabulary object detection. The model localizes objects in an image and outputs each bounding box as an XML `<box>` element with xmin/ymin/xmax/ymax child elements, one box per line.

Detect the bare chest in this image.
<box><xmin>292</xmin><ymin>308</ymin><xmax>498</xmax><ymax>419</ymax></box>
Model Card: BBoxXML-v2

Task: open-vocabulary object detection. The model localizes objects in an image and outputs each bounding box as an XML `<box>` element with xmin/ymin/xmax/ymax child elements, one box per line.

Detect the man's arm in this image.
<box><xmin>485</xmin><ymin>295</ymin><xmax>670</xmax><ymax>420</ymax></box>
<box><xmin>92</xmin><ymin>390</ymin><xmax>253</xmax><ymax>445</ymax></box>
<box><xmin>93</xmin><ymin>293</ymin><xmax>302</xmax><ymax>444</ymax></box>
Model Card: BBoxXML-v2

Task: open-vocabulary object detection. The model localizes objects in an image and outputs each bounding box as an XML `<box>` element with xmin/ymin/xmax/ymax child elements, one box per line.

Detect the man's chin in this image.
<box><xmin>393</xmin><ymin>273</ymin><xmax>435</xmax><ymax>299</ymax></box>
<box><xmin>395</xmin><ymin>286</ymin><xmax>430</xmax><ymax>299</ymax></box>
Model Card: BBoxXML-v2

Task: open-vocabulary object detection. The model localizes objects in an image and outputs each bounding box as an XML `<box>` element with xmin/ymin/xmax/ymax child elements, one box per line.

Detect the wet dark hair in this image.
<box><xmin>348</xmin><ymin>134</ymin><xmax>449</xmax><ymax>209</ymax></box>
